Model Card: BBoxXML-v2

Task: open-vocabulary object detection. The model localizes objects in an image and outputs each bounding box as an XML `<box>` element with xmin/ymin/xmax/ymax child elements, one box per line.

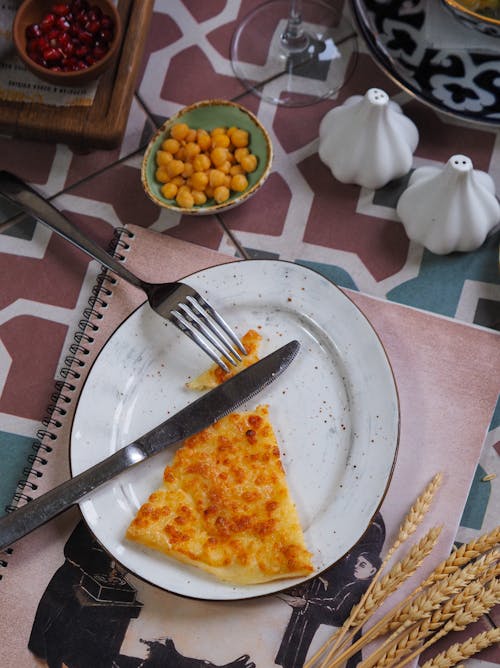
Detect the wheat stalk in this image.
<box><xmin>416</xmin><ymin>525</ymin><xmax>500</xmax><ymax>591</ymax></box>
<box><xmin>385</xmin><ymin>474</ymin><xmax>443</xmax><ymax>562</ymax></box>
<box><xmin>391</xmin><ymin>577</ymin><xmax>500</xmax><ymax>668</ymax></box>
<box><xmin>384</xmin><ymin>550</ymin><xmax>499</xmax><ymax>633</ymax></box>
<box><xmin>319</xmin><ymin>527</ymin><xmax>442</xmax><ymax>668</ymax></box>
<box><xmin>420</xmin><ymin>628</ymin><xmax>500</xmax><ymax>668</ymax></box>
<box><xmin>306</xmin><ymin>475</ymin><xmax>443</xmax><ymax>668</ymax></box>
<box><xmin>366</xmin><ymin>577</ymin><xmax>500</xmax><ymax>668</ymax></box>
<box><xmin>357</xmin><ymin>559</ymin><xmax>499</xmax><ymax>668</ymax></box>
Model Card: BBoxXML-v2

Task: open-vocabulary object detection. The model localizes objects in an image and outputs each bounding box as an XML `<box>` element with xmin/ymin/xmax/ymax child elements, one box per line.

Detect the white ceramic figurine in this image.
<box><xmin>396</xmin><ymin>154</ymin><xmax>500</xmax><ymax>254</ymax></box>
<box><xmin>318</xmin><ymin>88</ymin><xmax>419</xmax><ymax>189</ymax></box>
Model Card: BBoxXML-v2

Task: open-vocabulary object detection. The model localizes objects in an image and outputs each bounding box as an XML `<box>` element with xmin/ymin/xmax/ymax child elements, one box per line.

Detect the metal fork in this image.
<box><xmin>0</xmin><ymin>171</ymin><xmax>246</xmax><ymax>372</ymax></box>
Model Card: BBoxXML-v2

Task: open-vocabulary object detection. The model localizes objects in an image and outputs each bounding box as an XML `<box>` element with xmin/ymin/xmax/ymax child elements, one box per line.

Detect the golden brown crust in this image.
<box><xmin>186</xmin><ymin>329</ymin><xmax>262</xmax><ymax>390</ymax></box>
<box><xmin>126</xmin><ymin>405</ymin><xmax>314</xmax><ymax>584</ymax></box>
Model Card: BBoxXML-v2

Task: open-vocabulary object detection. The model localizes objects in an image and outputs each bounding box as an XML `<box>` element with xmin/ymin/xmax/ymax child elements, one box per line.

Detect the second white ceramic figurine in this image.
<box><xmin>396</xmin><ymin>154</ymin><xmax>500</xmax><ymax>254</ymax></box>
<box><xmin>318</xmin><ymin>88</ymin><xmax>419</xmax><ymax>190</ymax></box>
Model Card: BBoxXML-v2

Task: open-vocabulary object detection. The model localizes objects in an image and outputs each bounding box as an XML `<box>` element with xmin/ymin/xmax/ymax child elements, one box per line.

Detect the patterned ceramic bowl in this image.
<box><xmin>141</xmin><ymin>100</ymin><xmax>273</xmax><ymax>216</ymax></box>
<box><xmin>441</xmin><ymin>0</ymin><xmax>500</xmax><ymax>37</ymax></box>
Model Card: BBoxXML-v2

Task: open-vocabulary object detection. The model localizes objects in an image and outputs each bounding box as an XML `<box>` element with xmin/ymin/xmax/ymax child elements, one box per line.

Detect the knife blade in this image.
<box><xmin>0</xmin><ymin>339</ymin><xmax>300</xmax><ymax>551</ymax></box>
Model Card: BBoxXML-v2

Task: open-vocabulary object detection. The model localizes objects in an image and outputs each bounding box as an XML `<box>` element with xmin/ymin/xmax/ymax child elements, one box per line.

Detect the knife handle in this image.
<box><xmin>0</xmin><ymin>444</ymin><xmax>145</xmax><ymax>552</ymax></box>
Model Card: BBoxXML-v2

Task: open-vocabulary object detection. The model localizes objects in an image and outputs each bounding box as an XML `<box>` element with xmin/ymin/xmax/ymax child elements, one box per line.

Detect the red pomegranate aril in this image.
<box><xmin>53</xmin><ymin>3</ymin><xmax>71</xmax><ymax>15</ymax></box>
<box><xmin>70</xmin><ymin>0</ymin><xmax>89</xmax><ymax>12</ymax></box>
<box><xmin>99</xmin><ymin>29</ymin><xmax>112</xmax><ymax>43</ymax></box>
<box><xmin>56</xmin><ymin>16</ymin><xmax>71</xmax><ymax>31</ymax></box>
<box><xmin>36</xmin><ymin>36</ymin><xmax>50</xmax><ymax>51</ymax></box>
<box><xmin>85</xmin><ymin>20</ymin><xmax>100</xmax><ymax>34</ymax></box>
<box><xmin>40</xmin><ymin>14</ymin><xmax>56</xmax><ymax>32</ymax></box>
<box><xmin>58</xmin><ymin>32</ymin><xmax>71</xmax><ymax>47</ymax></box>
<box><xmin>100</xmin><ymin>15</ymin><xmax>113</xmax><ymax>29</ymax></box>
<box><xmin>93</xmin><ymin>44</ymin><xmax>108</xmax><ymax>59</ymax></box>
<box><xmin>78</xmin><ymin>30</ymin><xmax>94</xmax><ymax>45</ymax></box>
<box><xmin>26</xmin><ymin>23</ymin><xmax>42</xmax><ymax>39</ymax></box>
<box><xmin>74</xmin><ymin>44</ymin><xmax>88</xmax><ymax>57</ymax></box>
<box><xmin>42</xmin><ymin>47</ymin><xmax>61</xmax><ymax>62</ymax></box>
<box><xmin>75</xmin><ymin>10</ymin><xmax>88</xmax><ymax>25</ymax></box>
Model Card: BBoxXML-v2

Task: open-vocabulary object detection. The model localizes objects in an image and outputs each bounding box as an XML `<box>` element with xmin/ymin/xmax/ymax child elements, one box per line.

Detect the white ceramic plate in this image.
<box><xmin>70</xmin><ymin>260</ymin><xmax>399</xmax><ymax>601</ymax></box>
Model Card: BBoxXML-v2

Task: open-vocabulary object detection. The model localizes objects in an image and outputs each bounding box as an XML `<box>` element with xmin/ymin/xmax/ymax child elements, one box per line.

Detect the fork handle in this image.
<box><xmin>0</xmin><ymin>170</ymin><xmax>145</xmax><ymax>291</ymax></box>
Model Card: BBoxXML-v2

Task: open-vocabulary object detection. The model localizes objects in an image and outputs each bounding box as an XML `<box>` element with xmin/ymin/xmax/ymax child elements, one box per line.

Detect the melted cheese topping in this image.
<box><xmin>186</xmin><ymin>329</ymin><xmax>262</xmax><ymax>390</ymax></box>
<box><xmin>126</xmin><ymin>405</ymin><xmax>313</xmax><ymax>584</ymax></box>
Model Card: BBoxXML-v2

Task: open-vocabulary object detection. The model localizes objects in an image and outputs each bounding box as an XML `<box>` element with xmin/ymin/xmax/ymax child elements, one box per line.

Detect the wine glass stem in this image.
<box><xmin>281</xmin><ymin>0</ymin><xmax>309</xmax><ymax>52</ymax></box>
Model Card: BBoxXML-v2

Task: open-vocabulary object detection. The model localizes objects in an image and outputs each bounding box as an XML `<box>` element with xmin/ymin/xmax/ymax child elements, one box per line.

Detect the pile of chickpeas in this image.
<box><xmin>154</xmin><ymin>122</ymin><xmax>259</xmax><ymax>209</ymax></box>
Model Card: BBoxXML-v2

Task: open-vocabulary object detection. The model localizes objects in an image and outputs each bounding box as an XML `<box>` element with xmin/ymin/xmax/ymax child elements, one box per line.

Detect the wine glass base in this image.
<box><xmin>230</xmin><ymin>0</ymin><xmax>358</xmax><ymax>107</ymax></box>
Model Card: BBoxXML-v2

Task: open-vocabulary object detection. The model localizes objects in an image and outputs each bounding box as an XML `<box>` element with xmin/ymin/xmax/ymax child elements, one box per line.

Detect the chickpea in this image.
<box><xmin>161</xmin><ymin>182</ymin><xmax>178</xmax><ymax>199</ymax></box>
<box><xmin>192</xmin><ymin>153</ymin><xmax>211</xmax><ymax>172</ymax></box>
<box><xmin>209</xmin><ymin>169</ymin><xmax>226</xmax><ymax>188</ymax></box>
<box><xmin>155</xmin><ymin>167</ymin><xmax>170</xmax><ymax>183</ymax></box>
<box><xmin>231</xmin><ymin>129</ymin><xmax>249</xmax><ymax>148</ymax></box>
<box><xmin>184</xmin><ymin>142</ymin><xmax>201</xmax><ymax>160</ymax></box>
<box><xmin>210</xmin><ymin>146</ymin><xmax>229</xmax><ymax>167</ymax></box>
<box><xmin>166</xmin><ymin>159</ymin><xmax>185</xmax><ymax>178</ymax></box>
<box><xmin>196</xmin><ymin>129</ymin><xmax>211</xmax><ymax>151</ymax></box>
<box><xmin>240</xmin><ymin>153</ymin><xmax>258</xmax><ymax>173</ymax></box>
<box><xmin>156</xmin><ymin>150</ymin><xmax>173</xmax><ymax>167</ymax></box>
<box><xmin>213</xmin><ymin>185</ymin><xmax>230</xmax><ymax>203</ymax></box>
<box><xmin>212</xmin><ymin>133</ymin><xmax>231</xmax><ymax>149</ymax></box>
<box><xmin>162</xmin><ymin>138</ymin><xmax>180</xmax><ymax>154</ymax></box>
<box><xmin>234</xmin><ymin>147</ymin><xmax>249</xmax><ymax>163</ymax></box>
<box><xmin>176</xmin><ymin>188</ymin><xmax>195</xmax><ymax>208</ymax></box>
<box><xmin>170</xmin><ymin>123</ymin><xmax>189</xmax><ymax>140</ymax></box>
<box><xmin>191</xmin><ymin>171</ymin><xmax>209</xmax><ymax>191</ymax></box>
<box><xmin>231</xmin><ymin>174</ymin><xmax>249</xmax><ymax>192</ymax></box>
<box><xmin>192</xmin><ymin>190</ymin><xmax>207</xmax><ymax>205</ymax></box>
<box><xmin>182</xmin><ymin>162</ymin><xmax>194</xmax><ymax>178</ymax></box>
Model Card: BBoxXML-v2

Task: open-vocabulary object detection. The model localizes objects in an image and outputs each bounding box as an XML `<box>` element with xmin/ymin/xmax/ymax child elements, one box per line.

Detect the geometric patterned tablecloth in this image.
<box><xmin>0</xmin><ymin>0</ymin><xmax>499</xmax><ymax>665</ymax></box>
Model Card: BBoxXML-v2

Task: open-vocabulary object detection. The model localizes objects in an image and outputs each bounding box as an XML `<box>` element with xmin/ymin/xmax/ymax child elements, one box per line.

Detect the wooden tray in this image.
<box><xmin>0</xmin><ymin>0</ymin><xmax>154</xmax><ymax>149</ymax></box>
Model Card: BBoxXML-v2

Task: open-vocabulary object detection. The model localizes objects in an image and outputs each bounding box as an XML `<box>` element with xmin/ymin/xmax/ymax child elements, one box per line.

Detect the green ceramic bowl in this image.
<box><xmin>141</xmin><ymin>100</ymin><xmax>273</xmax><ymax>215</ymax></box>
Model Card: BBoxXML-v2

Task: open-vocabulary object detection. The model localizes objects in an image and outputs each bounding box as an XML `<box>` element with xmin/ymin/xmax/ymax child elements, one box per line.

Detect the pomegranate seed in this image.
<box><xmin>70</xmin><ymin>0</ymin><xmax>89</xmax><ymax>12</ymax></box>
<box><xmin>100</xmin><ymin>15</ymin><xmax>113</xmax><ymax>30</ymax></box>
<box><xmin>52</xmin><ymin>3</ymin><xmax>70</xmax><ymax>16</ymax></box>
<box><xmin>40</xmin><ymin>13</ymin><xmax>56</xmax><ymax>32</ymax></box>
<box><xmin>74</xmin><ymin>44</ymin><xmax>88</xmax><ymax>57</ymax></box>
<box><xmin>85</xmin><ymin>20</ymin><xmax>100</xmax><ymax>34</ymax></box>
<box><xmin>26</xmin><ymin>23</ymin><xmax>42</xmax><ymax>39</ymax></box>
<box><xmin>42</xmin><ymin>47</ymin><xmax>61</xmax><ymax>62</ymax></box>
<box><xmin>93</xmin><ymin>44</ymin><xmax>108</xmax><ymax>59</ymax></box>
<box><xmin>78</xmin><ymin>30</ymin><xmax>93</xmax><ymax>45</ymax></box>
<box><xmin>99</xmin><ymin>29</ymin><xmax>112</xmax><ymax>43</ymax></box>
<box><xmin>37</xmin><ymin>36</ymin><xmax>50</xmax><ymax>51</ymax></box>
<box><xmin>56</xmin><ymin>16</ymin><xmax>71</xmax><ymax>31</ymax></box>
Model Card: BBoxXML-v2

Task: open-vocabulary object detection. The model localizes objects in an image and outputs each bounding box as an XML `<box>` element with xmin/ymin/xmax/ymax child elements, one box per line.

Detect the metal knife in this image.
<box><xmin>0</xmin><ymin>340</ymin><xmax>300</xmax><ymax>551</ymax></box>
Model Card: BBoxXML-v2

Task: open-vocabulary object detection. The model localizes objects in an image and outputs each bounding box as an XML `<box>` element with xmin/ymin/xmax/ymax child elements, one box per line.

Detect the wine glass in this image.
<box><xmin>230</xmin><ymin>0</ymin><xmax>358</xmax><ymax>107</ymax></box>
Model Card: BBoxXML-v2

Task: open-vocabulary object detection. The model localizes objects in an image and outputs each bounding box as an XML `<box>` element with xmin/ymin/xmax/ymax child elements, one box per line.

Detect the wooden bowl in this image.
<box><xmin>141</xmin><ymin>100</ymin><xmax>273</xmax><ymax>216</ymax></box>
<box><xmin>13</xmin><ymin>0</ymin><xmax>122</xmax><ymax>86</ymax></box>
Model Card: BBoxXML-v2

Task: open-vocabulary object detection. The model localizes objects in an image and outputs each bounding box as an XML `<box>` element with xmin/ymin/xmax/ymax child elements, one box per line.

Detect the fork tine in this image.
<box><xmin>171</xmin><ymin>310</ymin><xmax>232</xmax><ymax>373</ymax></box>
<box><xmin>185</xmin><ymin>297</ymin><xmax>243</xmax><ymax>362</ymax></box>
<box><xmin>175</xmin><ymin>303</ymin><xmax>240</xmax><ymax>366</ymax></box>
<box><xmin>190</xmin><ymin>295</ymin><xmax>247</xmax><ymax>356</ymax></box>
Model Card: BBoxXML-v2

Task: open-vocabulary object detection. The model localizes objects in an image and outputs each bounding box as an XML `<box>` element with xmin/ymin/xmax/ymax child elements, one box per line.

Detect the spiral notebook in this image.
<box><xmin>1</xmin><ymin>223</ymin><xmax>499</xmax><ymax>668</ymax></box>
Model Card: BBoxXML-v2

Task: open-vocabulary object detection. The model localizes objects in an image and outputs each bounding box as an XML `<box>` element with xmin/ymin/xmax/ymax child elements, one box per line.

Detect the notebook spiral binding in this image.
<box><xmin>0</xmin><ymin>226</ymin><xmax>134</xmax><ymax>572</ymax></box>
